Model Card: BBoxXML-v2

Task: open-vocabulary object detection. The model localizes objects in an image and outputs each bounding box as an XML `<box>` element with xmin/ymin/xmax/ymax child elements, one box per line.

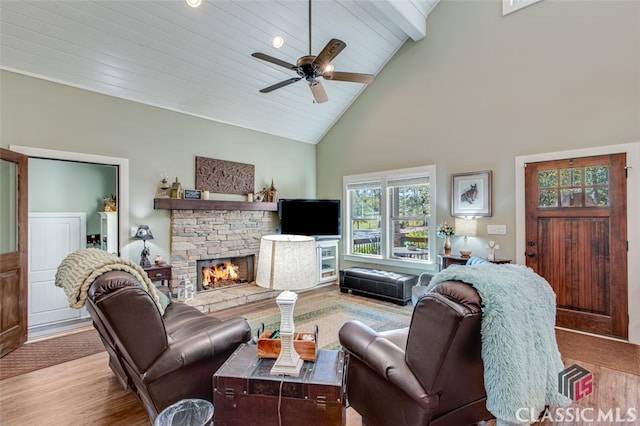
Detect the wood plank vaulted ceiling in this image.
<box><xmin>0</xmin><ymin>0</ymin><xmax>438</xmax><ymax>144</ymax></box>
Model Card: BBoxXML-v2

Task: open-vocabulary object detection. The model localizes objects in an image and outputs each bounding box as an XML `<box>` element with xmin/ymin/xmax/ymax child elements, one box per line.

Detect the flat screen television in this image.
<box><xmin>278</xmin><ymin>199</ymin><xmax>341</xmax><ymax>239</ymax></box>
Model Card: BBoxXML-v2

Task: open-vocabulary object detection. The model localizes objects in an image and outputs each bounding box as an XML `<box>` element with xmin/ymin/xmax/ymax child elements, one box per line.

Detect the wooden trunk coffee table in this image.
<box><xmin>213</xmin><ymin>343</ymin><xmax>346</xmax><ymax>425</ymax></box>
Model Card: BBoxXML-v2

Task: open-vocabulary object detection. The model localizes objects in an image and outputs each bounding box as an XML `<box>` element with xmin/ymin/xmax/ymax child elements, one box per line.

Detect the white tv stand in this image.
<box><xmin>316</xmin><ymin>239</ymin><xmax>339</xmax><ymax>284</ymax></box>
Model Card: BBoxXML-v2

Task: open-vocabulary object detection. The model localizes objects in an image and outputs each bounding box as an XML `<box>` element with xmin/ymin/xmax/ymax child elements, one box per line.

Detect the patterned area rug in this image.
<box><xmin>0</xmin><ymin>291</ymin><xmax>413</xmax><ymax>381</ymax></box>
<box><xmin>243</xmin><ymin>293</ymin><xmax>414</xmax><ymax>350</ymax></box>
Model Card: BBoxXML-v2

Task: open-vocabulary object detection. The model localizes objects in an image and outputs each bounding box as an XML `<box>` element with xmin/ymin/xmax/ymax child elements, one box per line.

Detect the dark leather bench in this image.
<box><xmin>340</xmin><ymin>267</ymin><xmax>418</xmax><ymax>305</ymax></box>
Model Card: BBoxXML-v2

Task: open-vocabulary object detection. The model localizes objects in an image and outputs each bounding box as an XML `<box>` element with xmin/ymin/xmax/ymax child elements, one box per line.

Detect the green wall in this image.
<box><xmin>1</xmin><ymin>0</ymin><xmax>638</xmax><ymax>269</ymax></box>
<box><xmin>1</xmin><ymin>71</ymin><xmax>317</xmax><ymax>260</ymax></box>
<box><xmin>316</xmin><ymin>0</ymin><xmax>640</xmax><ymax>273</ymax></box>
<box><xmin>28</xmin><ymin>158</ymin><xmax>117</xmax><ymax>236</ymax></box>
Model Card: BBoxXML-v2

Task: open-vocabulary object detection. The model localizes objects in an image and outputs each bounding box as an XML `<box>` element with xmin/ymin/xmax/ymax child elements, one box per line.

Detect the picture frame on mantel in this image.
<box><xmin>183</xmin><ymin>189</ymin><xmax>202</xmax><ymax>200</ymax></box>
<box><xmin>451</xmin><ymin>170</ymin><xmax>492</xmax><ymax>217</ymax></box>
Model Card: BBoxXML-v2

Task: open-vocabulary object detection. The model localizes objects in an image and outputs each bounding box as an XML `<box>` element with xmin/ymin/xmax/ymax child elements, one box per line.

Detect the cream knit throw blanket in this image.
<box><xmin>55</xmin><ymin>248</ymin><xmax>164</xmax><ymax>315</ymax></box>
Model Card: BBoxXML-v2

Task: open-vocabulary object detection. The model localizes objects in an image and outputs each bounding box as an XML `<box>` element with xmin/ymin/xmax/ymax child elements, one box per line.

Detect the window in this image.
<box><xmin>343</xmin><ymin>165</ymin><xmax>435</xmax><ymax>265</ymax></box>
<box><xmin>537</xmin><ymin>165</ymin><xmax>609</xmax><ymax>208</ymax></box>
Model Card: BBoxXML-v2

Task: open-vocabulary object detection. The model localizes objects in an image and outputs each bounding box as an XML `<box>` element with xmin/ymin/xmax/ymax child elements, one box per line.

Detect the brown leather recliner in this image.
<box><xmin>86</xmin><ymin>270</ymin><xmax>252</xmax><ymax>421</ymax></box>
<box><xmin>338</xmin><ymin>280</ymin><xmax>494</xmax><ymax>426</ymax></box>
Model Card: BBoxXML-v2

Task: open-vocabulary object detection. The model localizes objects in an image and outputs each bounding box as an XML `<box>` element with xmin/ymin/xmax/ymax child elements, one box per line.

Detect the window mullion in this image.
<box><xmin>380</xmin><ymin>180</ymin><xmax>389</xmax><ymax>258</ymax></box>
<box><xmin>344</xmin><ymin>165</ymin><xmax>435</xmax><ymax>264</ymax></box>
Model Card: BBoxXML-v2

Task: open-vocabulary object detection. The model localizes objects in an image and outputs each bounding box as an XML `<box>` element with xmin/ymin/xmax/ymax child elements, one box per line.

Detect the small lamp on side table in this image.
<box><xmin>455</xmin><ymin>218</ymin><xmax>477</xmax><ymax>258</ymax></box>
<box><xmin>134</xmin><ymin>225</ymin><xmax>154</xmax><ymax>268</ymax></box>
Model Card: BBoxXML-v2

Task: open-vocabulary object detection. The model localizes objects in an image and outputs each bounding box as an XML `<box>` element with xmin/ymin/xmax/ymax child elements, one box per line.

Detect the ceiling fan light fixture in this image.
<box><xmin>271</xmin><ymin>35</ymin><xmax>284</xmax><ymax>49</ymax></box>
<box><xmin>251</xmin><ymin>0</ymin><xmax>373</xmax><ymax>103</ymax></box>
<box><xmin>186</xmin><ymin>0</ymin><xmax>201</xmax><ymax>8</ymax></box>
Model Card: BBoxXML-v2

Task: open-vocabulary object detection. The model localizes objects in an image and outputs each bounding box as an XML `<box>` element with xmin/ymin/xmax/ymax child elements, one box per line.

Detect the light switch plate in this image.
<box><xmin>487</xmin><ymin>225</ymin><xmax>507</xmax><ymax>235</ymax></box>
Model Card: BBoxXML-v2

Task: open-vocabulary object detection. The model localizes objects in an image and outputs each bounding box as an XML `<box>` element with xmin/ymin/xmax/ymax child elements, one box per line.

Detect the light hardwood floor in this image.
<box><xmin>2</xmin><ymin>347</ymin><xmax>638</xmax><ymax>425</ymax></box>
<box><xmin>0</xmin><ymin>351</ymin><xmax>364</xmax><ymax>425</ymax></box>
<box><xmin>1</xmin><ymin>284</ymin><xmax>638</xmax><ymax>425</ymax></box>
<box><xmin>539</xmin><ymin>357</ymin><xmax>640</xmax><ymax>426</ymax></box>
<box><xmin>0</xmin><ymin>351</ymin><xmax>148</xmax><ymax>425</ymax></box>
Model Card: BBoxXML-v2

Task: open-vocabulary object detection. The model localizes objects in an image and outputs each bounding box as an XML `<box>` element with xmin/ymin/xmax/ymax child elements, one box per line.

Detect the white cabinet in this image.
<box><xmin>99</xmin><ymin>211</ymin><xmax>118</xmax><ymax>255</ymax></box>
<box><xmin>316</xmin><ymin>239</ymin><xmax>339</xmax><ymax>284</ymax></box>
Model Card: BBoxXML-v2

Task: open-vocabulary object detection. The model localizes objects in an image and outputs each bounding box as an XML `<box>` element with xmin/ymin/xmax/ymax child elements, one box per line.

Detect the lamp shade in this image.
<box><xmin>256</xmin><ymin>235</ymin><xmax>317</xmax><ymax>290</ymax></box>
<box><xmin>134</xmin><ymin>225</ymin><xmax>154</xmax><ymax>241</ymax></box>
<box><xmin>454</xmin><ymin>218</ymin><xmax>477</xmax><ymax>237</ymax></box>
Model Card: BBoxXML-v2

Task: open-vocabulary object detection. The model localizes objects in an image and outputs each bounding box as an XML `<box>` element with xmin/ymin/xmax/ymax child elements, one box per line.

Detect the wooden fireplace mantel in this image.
<box><xmin>154</xmin><ymin>198</ymin><xmax>277</xmax><ymax>211</ymax></box>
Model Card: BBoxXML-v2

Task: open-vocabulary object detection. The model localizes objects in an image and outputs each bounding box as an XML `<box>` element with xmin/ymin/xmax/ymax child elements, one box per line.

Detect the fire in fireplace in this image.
<box><xmin>197</xmin><ymin>255</ymin><xmax>255</xmax><ymax>291</ymax></box>
<box><xmin>202</xmin><ymin>261</ymin><xmax>238</xmax><ymax>288</ymax></box>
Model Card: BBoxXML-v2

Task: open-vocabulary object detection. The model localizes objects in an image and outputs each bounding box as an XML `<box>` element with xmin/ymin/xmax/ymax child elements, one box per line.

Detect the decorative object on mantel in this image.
<box><xmin>134</xmin><ymin>225</ymin><xmax>154</xmax><ymax>268</ymax></box>
<box><xmin>254</xmin><ymin>188</ymin><xmax>266</xmax><ymax>202</ymax></box>
<box><xmin>437</xmin><ymin>222</ymin><xmax>455</xmax><ymax>255</ymax></box>
<box><xmin>455</xmin><ymin>218</ymin><xmax>477</xmax><ymax>258</ymax></box>
<box><xmin>267</xmin><ymin>179</ymin><xmax>278</xmax><ymax>202</ymax></box>
<box><xmin>170</xmin><ymin>177</ymin><xmax>183</xmax><ymax>199</ymax></box>
<box><xmin>102</xmin><ymin>194</ymin><xmax>117</xmax><ymax>212</ymax></box>
<box><xmin>195</xmin><ymin>156</ymin><xmax>254</xmax><ymax>195</ymax></box>
<box><xmin>156</xmin><ymin>169</ymin><xmax>171</xmax><ymax>199</ymax></box>
<box><xmin>183</xmin><ymin>189</ymin><xmax>203</xmax><ymax>200</ymax></box>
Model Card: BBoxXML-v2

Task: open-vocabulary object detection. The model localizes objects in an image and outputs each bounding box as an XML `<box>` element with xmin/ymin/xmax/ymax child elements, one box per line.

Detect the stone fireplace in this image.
<box><xmin>168</xmin><ymin>208</ymin><xmax>278</xmax><ymax>290</ymax></box>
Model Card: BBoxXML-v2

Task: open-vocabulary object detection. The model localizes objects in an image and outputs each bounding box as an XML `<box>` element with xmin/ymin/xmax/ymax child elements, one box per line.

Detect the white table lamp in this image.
<box><xmin>256</xmin><ymin>234</ymin><xmax>317</xmax><ymax>376</ymax></box>
<box><xmin>454</xmin><ymin>218</ymin><xmax>477</xmax><ymax>258</ymax></box>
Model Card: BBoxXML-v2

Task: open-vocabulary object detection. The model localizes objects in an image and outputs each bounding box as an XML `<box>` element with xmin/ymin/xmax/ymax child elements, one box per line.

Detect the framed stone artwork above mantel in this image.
<box><xmin>195</xmin><ymin>156</ymin><xmax>254</xmax><ymax>195</ymax></box>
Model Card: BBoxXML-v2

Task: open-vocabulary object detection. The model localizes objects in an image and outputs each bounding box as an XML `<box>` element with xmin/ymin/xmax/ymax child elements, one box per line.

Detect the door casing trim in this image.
<box><xmin>515</xmin><ymin>142</ymin><xmax>640</xmax><ymax>344</ymax></box>
<box><xmin>9</xmin><ymin>145</ymin><xmax>130</xmax><ymax>259</ymax></box>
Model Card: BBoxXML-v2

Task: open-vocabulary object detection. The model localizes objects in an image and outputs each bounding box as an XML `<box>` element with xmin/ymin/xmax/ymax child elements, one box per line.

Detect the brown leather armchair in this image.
<box><xmin>338</xmin><ymin>280</ymin><xmax>494</xmax><ymax>426</ymax></box>
<box><xmin>86</xmin><ymin>270</ymin><xmax>252</xmax><ymax>421</ymax></box>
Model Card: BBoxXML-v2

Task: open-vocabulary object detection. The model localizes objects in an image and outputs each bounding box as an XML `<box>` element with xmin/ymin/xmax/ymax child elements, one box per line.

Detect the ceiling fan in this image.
<box><xmin>251</xmin><ymin>0</ymin><xmax>375</xmax><ymax>103</ymax></box>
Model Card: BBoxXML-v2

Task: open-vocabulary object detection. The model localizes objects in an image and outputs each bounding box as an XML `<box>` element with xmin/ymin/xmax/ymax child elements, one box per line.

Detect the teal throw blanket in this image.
<box><xmin>425</xmin><ymin>264</ymin><xmax>571</xmax><ymax>425</ymax></box>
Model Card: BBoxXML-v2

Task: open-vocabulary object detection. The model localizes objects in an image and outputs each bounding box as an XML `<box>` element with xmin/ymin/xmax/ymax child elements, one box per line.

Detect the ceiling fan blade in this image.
<box><xmin>309</xmin><ymin>80</ymin><xmax>328</xmax><ymax>103</ymax></box>
<box><xmin>252</xmin><ymin>52</ymin><xmax>297</xmax><ymax>70</ymax></box>
<box><xmin>259</xmin><ymin>78</ymin><xmax>302</xmax><ymax>93</ymax></box>
<box><xmin>323</xmin><ymin>71</ymin><xmax>374</xmax><ymax>84</ymax></box>
<box><xmin>312</xmin><ymin>39</ymin><xmax>346</xmax><ymax>69</ymax></box>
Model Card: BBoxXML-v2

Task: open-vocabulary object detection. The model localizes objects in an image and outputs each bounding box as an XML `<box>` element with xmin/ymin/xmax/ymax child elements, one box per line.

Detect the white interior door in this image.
<box><xmin>28</xmin><ymin>213</ymin><xmax>88</xmax><ymax>328</ymax></box>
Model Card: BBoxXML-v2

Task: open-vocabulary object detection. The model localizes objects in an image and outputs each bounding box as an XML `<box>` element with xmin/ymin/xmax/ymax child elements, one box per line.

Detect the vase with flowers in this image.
<box><xmin>437</xmin><ymin>223</ymin><xmax>455</xmax><ymax>255</ymax></box>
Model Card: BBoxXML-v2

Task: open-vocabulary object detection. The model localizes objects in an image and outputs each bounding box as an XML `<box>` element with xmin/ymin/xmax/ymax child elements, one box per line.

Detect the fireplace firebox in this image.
<box><xmin>196</xmin><ymin>255</ymin><xmax>255</xmax><ymax>292</ymax></box>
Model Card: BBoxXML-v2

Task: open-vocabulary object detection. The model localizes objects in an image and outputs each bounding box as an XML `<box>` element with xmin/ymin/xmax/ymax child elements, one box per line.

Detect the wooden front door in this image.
<box><xmin>0</xmin><ymin>148</ymin><xmax>28</xmax><ymax>357</ymax></box>
<box><xmin>524</xmin><ymin>153</ymin><xmax>628</xmax><ymax>339</ymax></box>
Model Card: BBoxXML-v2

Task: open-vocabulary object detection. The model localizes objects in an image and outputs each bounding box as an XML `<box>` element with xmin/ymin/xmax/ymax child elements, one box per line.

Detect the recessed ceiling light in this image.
<box><xmin>186</xmin><ymin>0</ymin><xmax>202</xmax><ymax>8</ymax></box>
<box><xmin>324</xmin><ymin>64</ymin><xmax>334</xmax><ymax>73</ymax></box>
<box><xmin>271</xmin><ymin>35</ymin><xmax>284</xmax><ymax>49</ymax></box>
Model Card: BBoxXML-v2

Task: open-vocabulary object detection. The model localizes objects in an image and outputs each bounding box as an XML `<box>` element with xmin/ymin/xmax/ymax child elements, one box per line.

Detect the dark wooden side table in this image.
<box><xmin>143</xmin><ymin>264</ymin><xmax>172</xmax><ymax>287</ymax></box>
<box><xmin>438</xmin><ymin>255</ymin><xmax>511</xmax><ymax>271</ymax></box>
